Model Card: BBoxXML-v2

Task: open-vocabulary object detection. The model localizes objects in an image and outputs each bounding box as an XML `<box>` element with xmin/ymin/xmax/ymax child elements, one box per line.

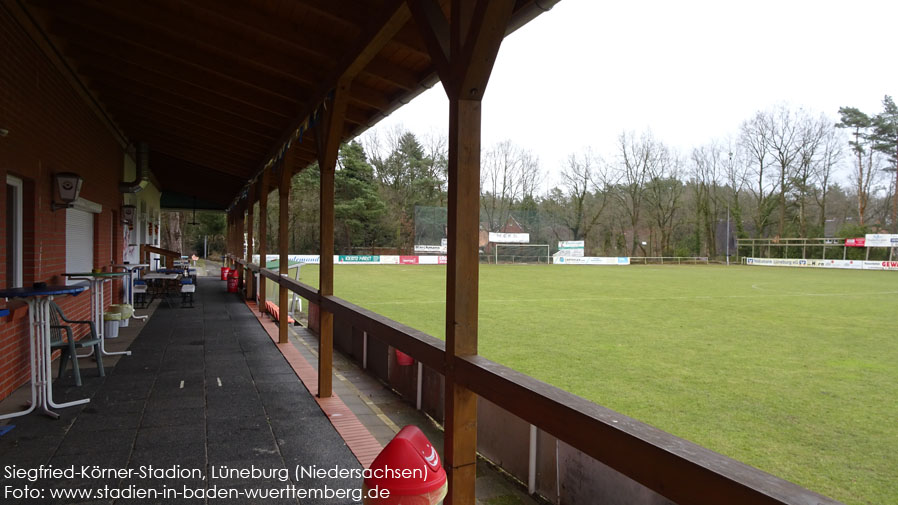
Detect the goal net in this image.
<box><xmin>492</xmin><ymin>243</ymin><xmax>550</xmax><ymax>264</ymax></box>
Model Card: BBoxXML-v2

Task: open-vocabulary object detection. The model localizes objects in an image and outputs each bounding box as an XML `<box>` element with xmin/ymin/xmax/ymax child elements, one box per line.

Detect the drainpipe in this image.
<box><xmin>120</xmin><ymin>142</ymin><xmax>150</xmax><ymax>193</ymax></box>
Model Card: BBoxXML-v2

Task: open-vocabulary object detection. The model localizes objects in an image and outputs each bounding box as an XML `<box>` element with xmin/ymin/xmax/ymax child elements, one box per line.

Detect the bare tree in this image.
<box><xmin>813</xmin><ymin>125</ymin><xmax>843</xmax><ymax>233</ymax></box>
<box><xmin>480</xmin><ymin>140</ymin><xmax>542</xmax><ymax>231</ymax></box>
<box><xmin>691</xmin><ymin>143</ymin><xmax>724</xmax><ymax>255</ymax></box>
<box><xmin>613</xmin><ymin>131</ymin><xmax>660</xmax><ymax>255</ymax></box>
<box><xmin>740</xmin><ymin>111</ymin><xmax>778</xmax><ymax>237</ymax></box>
<box><xmin>544</xmin><ymin>150</ymin><xmax>609</xmax><ymax>243</ymax></box>
<box><xmin>790</xmin><ymin>113</ymin><xmax>828</xmax><ymax>237</ymax></box>
<box><xmin>646</xmin><ymin>146</ymin><xmax>684</xmax><ymax>256</ymax></box>
<box><xmin>765</xmin><ymin>104</ymin><xmax>804</xmax><ymax>237</ymax></box>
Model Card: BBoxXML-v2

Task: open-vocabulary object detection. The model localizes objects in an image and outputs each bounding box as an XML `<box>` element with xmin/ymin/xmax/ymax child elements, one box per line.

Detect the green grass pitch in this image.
<box><xmin>293</xmin><ymin>264</ymin><xmax>897</xmax><ymax>505</ymax></box>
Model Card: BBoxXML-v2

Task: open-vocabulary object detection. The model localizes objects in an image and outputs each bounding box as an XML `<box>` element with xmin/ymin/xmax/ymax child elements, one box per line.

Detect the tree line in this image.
<box><xmin>168</xmin><ymin>97</ymin><xmax>898</xmax><ymax>259</ymax></box>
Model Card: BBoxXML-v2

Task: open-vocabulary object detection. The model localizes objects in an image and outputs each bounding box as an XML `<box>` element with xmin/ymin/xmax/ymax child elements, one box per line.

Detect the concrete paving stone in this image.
<box><xmin>134</xmin><ymin>425</ymin><xmax>205</xmax><ymax>450</ymax></box>
<box><xmin>207</xmin><ymin>435</ymin><xmax>280</xmax><ymax>462</ymax></box>
<box><xmin>84</xmin><ymin>398</ymin><xmax>145</xmax><ymax>414</ymax></box>
<box><xmin>56</xmin><ymin>428</ymin><xmax>137</xmax><ymax>456</ymax></box>
<box><xmin>254</xmin><ymin>381</ymin><xmax>306</xmax><ymax>395</ymax></box>
<box><xmin>127</xmin><ymin>446</ymin><xmax>206</xmax><ymax>471</ymax></box>
<box><xmin>140</xmin><ymin>407</ymin><xmax>205</xmax><ymax>428</ymax></box>
<box><xmin>144</xmin><ymin>393</ymin><xmax>205</xmax><ymax>411</ymax></box>
<box><xmin>69</xmin><ymin>410</ymin><xmax>143</xmax><ymax>432</ymax></box>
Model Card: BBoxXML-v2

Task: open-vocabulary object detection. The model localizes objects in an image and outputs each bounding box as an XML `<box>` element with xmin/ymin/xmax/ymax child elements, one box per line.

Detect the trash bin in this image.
<box><xmin>220</xmin><ymin>267</ymin><xmax>230</xmax><ymax>281</ymax></box>
<box><xmin>363</xmin><ymin>425</ymin><xmax>447</xmax><ymax>505</ymax></box>
<box><xmin>108</xmin><ymin>304</ymin><xmax>134</xmax><ymax>328</ymax></box>
<box><xmin>227</xmin><ymin>268</ymin><xmax>239</xmax><ymax>293</ymax></box>
<box><xmin>104</xmin><ymin>312</ymin><xmax>121</xmax><ymax>339</ymax></box>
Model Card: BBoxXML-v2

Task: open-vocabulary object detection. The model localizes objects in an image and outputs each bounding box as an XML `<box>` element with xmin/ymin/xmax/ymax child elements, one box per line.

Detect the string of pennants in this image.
<box><xmin>228</xmin><ymin>92</ymin><xmax>333</xmax><ymax>212</ymax></box>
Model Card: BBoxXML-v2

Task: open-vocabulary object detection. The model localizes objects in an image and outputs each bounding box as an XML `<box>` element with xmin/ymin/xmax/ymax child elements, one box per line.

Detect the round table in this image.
<box><xmin>0</xmin><ymin>284</ymin><xmax>89</xmax><ymax>420</ymax></box>
<box><xmin>112</xmin><ymin>263</ymin><xmax>149</xmax><ymax>321</ymax></box>
<box><xmin>64</xmin><ymin>272</ymin><xmax>132</xmax><ymax>357</ymax></box>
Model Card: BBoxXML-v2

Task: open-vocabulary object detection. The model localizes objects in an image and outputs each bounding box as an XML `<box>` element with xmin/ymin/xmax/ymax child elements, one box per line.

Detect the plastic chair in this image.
<box><xmin>133</xmin><ymin>280</ymin><xmax>148</xmax><ymax>308</ymax></box>
<box><xmin>49</xmin><ymin>301</ymin><xmax>105</xmax><ymax>386</ymax></box>
<box><xmin>180</xmin><ymin>278</ymin><xmax>195</xmax><ymax>308</ymax></box>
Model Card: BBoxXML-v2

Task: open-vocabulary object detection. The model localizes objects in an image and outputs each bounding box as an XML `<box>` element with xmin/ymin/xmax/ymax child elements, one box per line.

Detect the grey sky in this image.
<box><xmin>361</xmin><ymin>0</ymin><xmax>897</xmax><ymax>190</ymax></box>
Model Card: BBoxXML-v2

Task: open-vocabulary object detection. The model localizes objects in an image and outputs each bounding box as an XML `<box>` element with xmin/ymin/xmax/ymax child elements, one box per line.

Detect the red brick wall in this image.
<box><xmin>0</xmin><ymin>9</ymin><xmax>126</xmax><ymax>400</ymax></box>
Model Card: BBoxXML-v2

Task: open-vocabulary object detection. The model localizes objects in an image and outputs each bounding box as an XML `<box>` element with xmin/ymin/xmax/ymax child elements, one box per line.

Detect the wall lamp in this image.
<box><xmin>51</xmin><ymin>172</ymin><xmax>83</xmax><ymax>211</ymax></box>
<box><xmin>121</xmin><ymin>204</ymin><xmax>137</xmax><ymax>224</ymax></box>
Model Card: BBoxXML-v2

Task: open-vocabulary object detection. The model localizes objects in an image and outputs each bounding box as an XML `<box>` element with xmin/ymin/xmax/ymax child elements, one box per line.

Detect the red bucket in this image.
<box><xmin>220</xmin><ymin>267</ymin><xmax>230</xmax><ymax>281</ymax></box>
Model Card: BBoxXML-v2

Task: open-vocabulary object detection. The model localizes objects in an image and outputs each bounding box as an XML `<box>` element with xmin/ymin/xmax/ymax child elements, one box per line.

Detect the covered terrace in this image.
<box><xmin>1</xmin><ymin>1</ymin><xmax>844</xmax><ymax>504</ymax></box>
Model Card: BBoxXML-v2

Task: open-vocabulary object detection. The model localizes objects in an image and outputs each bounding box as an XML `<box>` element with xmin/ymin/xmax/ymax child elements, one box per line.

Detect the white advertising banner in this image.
<box><xmin>414</xmin><ymin>244</ymin><xmax>447</xmax><ymax>253</ymax></box>
<box><xmin>554</xmin><ymin>256</ymin><xmax>630</xmax><ymax>265</ymax></box>
<box><xmin>744</xmin><ymin>258</ymin><xmax>895</xmax><ymax>270</ymax></box>
<box><xmin>489</xmin><ymin>232</ymin><xmax>530</xmax><ymax>244</ymax></box>
<box><xmin>556</xmin><ymin>240</ymin><xmax>585</xmax><ymax>257</ymax></box>
<box><xmin>864</xmin><ymin>234</ymin><xmax>898</xmax><ymax>247</ymax></box>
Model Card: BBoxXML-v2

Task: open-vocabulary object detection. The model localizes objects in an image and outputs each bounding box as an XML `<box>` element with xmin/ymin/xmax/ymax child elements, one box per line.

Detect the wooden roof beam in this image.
<box><xmin>252</xmin><ymin>0</ymin><xmax>411</xmax><ymax>189</ymax></box>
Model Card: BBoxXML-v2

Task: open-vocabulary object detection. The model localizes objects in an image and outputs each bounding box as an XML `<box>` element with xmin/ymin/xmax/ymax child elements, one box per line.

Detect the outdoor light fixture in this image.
<box><xmin>121</xmin><ymin>204</ymin><xmax>137</xmax><ymax>224</ymax></box>
<box><xmin>51</xmin><ymin>172</ymin><xmax>84</xmax><ymax>211</ymax></box>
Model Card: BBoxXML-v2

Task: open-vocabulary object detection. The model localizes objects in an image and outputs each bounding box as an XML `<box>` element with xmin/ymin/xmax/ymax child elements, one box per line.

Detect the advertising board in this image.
<box><xmin>864</xmin><ymin>234</ymin><xmax>898</xmax><ymax>247</ymax></box>
<box><xmin>488</xmin><ymin>232</ymin><xmax>530</xmax><ymax>244</ymax></box>
<box><xmin>554</xmin><ymin>256</ymin><xmax>630</xmax><ymax>265</ymax></box>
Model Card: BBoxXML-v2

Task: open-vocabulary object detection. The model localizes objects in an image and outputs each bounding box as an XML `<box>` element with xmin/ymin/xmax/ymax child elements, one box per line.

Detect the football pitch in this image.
<box><xmin>294</xmin><ymin>264</ymin><xmax>897</xmax><ymax>505</ymax></box>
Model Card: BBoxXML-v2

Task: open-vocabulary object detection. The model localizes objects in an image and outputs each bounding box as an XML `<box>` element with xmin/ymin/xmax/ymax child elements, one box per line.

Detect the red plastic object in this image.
<box><xmin>395</xmin><ymin>349</ymin><xmax>414</xmax><ymax>366</ymax></box>
<box><xmin>363</xmin><ymin>425</ymin><xmax>447</xmax><ymax>505</ymax></box>
<box><xmin>220</xmin><ymin>267</ymin><xmax>230</xmax><ymax>280</ymax></box>
<box><xmin>227</xmin><ymin>268</ymin><xmax>239</xmax><ymax>293</ymax></box>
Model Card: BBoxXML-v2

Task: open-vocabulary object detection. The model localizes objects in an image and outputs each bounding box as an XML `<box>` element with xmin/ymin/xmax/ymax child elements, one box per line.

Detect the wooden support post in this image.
<box><xmin>245</xmin><ymin>191</ymin><xmax>255</xmax><ymax>300</ymax></box>
<box><xmin>258</xmin><ymin>168</ymin><xmax>270</xmax><ymax>313</ymax></box>
<box><xmin>235</xmin><ymin>203</ymin><xmax>245</xmax><ymax>289</ymax></box>
<box><xmin>316</xmin><ymin>79</ymin><xmax>350</xmax><ymax>399</ymax></box>
<box><xmin>278</xmin><ymin>152</ymin><xmax>292</xmax><ymax>344</ymax></box>
<box><xmin>408</xmin><ymin>1</ymin><xmax>515</xmax><ymax>502</ymax></box>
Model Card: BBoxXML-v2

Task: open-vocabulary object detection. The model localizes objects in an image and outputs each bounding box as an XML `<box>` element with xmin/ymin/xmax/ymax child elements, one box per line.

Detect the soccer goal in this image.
<box><xmin>493</xmin><ymin>243</ymin><xmax>550</xmax><ymax>264</ymax></box>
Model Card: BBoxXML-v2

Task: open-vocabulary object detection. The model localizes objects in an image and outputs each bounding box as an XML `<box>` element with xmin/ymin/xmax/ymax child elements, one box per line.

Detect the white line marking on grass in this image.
<box><xmin>361</xmin><ymin>290</ymin><xmax>898</xmax><ymax>306</ymax></box>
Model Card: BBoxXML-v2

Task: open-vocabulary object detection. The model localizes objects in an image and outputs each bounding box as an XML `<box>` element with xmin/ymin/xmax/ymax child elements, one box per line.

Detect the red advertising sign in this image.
<box><xmin>845</xmin><ymin>238</ymin><xmax>865</xmax><ymax>247</ymax></box>
<box><xmin>399</xmin><ymin>256</ymin><xmax>419</xmax><ymax>265</ymax></box>
<box><xmin>438</xmin><ymin>255</ymin><xmax>448</xmax><ymax>265</ymax></box>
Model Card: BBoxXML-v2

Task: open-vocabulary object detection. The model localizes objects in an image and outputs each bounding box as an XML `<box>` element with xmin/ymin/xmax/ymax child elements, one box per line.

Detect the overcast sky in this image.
<box><xmin>360</xmin><ymin>0</ymin><xmax>898</xmax><ymax>190</ymax></box>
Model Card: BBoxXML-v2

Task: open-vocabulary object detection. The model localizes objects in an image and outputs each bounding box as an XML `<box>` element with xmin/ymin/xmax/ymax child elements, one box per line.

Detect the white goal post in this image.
<box><xmin>493</xmin><ymin>243</ymin><xmax>550</xmax><ymax>264</ymax></box>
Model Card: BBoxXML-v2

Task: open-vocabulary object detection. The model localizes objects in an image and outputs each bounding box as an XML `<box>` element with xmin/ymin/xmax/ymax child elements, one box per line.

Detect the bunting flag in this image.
<box><xmin>230</xmin><ymin>95</ymin><xmax>332</xmax><ymax>209</ymax></box>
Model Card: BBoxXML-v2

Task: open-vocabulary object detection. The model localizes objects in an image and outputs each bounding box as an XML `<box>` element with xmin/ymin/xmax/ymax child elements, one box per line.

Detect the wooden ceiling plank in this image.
<box><xmin>49</xmin><ymin>19</ymin><xmax>316</xmax><ymax>100</ymax></box>
<box><xmin>104</xmin><ymin>102</ymin><xmax>273</xmax><ymax>153</ymax></box>
<box><xmin>77</xmin><ymin>57</ymin><xmax>296</xmax><ymax>118</ymax></box>
<box><xmin>184</xmin><ymin>0</ymin><xmax>347</xmax><ymax>64</ymax></box>
<box><xmin>68</xmin><ymin>42</ymin><xmax>302</xmax><ymax>114</ymax></box>
<box><xmin>119</xmin><ymin>125</ymin><xmax>264</xmax><ymax>167</ymax></box>
<box><xmin>84</xmin><ymin>70</ymin><xmax>290</xmax><ymax>127</ymax></box>
<box><xmin>361</xmin><ymin>56</ymin><xmax>422</xmax><ymax>91</ymax></box>
<box><xmin>92</xmin><ymin>83</ymin><xmax>283</xmax><ymax>139</ymax></box>
<box><xmin>39</xmin><ymin>0</ymin><xmax>329</xmax><ymax>85</ymax></box>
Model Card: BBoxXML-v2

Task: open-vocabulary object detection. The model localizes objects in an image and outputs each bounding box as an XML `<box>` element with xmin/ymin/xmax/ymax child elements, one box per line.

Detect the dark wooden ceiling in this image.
<box><xmin>18</xmin><ymin>0</ymin><xmax>554</xmax><ymax>209</ymax></box>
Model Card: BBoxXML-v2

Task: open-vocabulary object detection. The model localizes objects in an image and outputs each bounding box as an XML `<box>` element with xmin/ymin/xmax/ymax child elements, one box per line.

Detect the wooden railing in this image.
<box><xmin>237</xmin><ymin>257</ymin><xmax>842</xmax><ymax>505</ymax></box>
<box><xmin>140</xmin><ymin>245</ymin><xmax>181</xmax><ymax>267</ymax></box>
